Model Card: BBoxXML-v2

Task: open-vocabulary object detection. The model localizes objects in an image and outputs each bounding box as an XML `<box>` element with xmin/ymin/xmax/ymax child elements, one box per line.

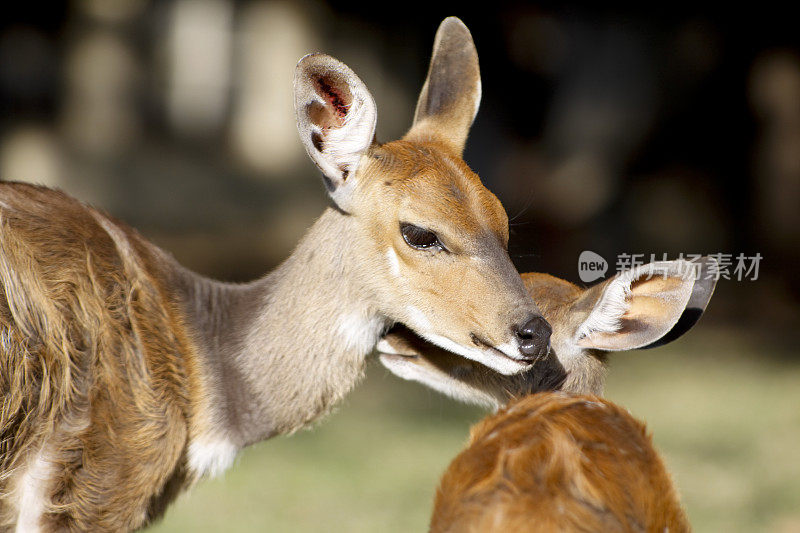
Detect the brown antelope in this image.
<box><xmin>0</xmin><ymin>18</ymin><xmax>551</xmax><ymax>531</ymax></box>
<box><xmin>377</xmin><ymin>259</ymin><xmax>715</xmax><ymax>532</ymax></box>
<box><xmin>430</xmin><ymin>392</ymin><xmax>691</xmax><ymax>532</ymax></box>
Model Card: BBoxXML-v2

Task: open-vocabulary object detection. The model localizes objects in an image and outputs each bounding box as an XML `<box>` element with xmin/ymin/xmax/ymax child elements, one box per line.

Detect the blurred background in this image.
<box><xmin>2</xmin><ymin>1</ymin><xmax>799</xmax><ymax>531</ymax></box>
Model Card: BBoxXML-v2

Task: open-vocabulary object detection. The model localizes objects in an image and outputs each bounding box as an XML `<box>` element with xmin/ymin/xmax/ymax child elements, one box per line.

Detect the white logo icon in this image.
<box><xmin>578</xmin><ymin>250</ymin><xmax>608</xmax><ymax>283</ymax></box>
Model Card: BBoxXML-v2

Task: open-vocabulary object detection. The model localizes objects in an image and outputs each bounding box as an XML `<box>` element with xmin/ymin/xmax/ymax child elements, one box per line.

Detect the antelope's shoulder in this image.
<box><xmin>0</xmin><ymin>181</ymin><xmax>198</xmax><ymax>381</ymax></box>
<box><xmin>0</xmin><ymin>182</ymin><xmax>185</xmax><ymax>308</ymax></box>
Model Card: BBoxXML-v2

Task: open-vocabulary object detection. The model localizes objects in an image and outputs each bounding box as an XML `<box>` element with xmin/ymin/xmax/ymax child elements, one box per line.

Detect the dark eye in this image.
<box><xmin>400</xmin><ymin>223</ymin><xmax>442</xmax><ymax>250</ymax></box>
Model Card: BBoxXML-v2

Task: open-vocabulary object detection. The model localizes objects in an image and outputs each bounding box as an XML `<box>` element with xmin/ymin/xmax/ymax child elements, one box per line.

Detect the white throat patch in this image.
<box><xmin>187</xmin><ymin>435</ymin><xmax>238</xmax><ymax>478</ymax></box>
<box><xmin>336</xmin><ymin>312</ymin><xmax>385</xmax><ymax>355</ymax></box>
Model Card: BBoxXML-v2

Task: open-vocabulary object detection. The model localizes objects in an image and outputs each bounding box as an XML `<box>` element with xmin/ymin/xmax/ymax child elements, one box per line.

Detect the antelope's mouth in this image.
<box><xmin>377</xmin><ymin>324</ymin><xmax>533</xmax><ymax>375</ymax></box>
<box><xmin>469</xmin><ymin>333</ymin><xmax>535</xmax><ymax>367</ymax></box>
<box><xmin>375</xmin><ymin>337</ymin><xmax>418</xmax><ymax>359</ymax></box>
<box><xmin>378</xmin><ymin>351</ymin><xmax>419</xmax><ymax>364</ymax></box>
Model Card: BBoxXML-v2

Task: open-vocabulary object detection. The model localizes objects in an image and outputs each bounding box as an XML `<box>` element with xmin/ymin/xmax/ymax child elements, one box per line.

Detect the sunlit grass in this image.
<box><xmin>604</xmin><ymin>328</ymin><xmax>800</xmax><ymax>532</ymax></box>
<box><xmin>149</xmin><ymin>327</ymin><xmax>800</xmax><ymax>532</ymax></box>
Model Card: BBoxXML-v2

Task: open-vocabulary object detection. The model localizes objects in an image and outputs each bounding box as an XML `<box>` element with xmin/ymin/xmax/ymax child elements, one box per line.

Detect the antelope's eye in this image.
<box><xmin>400</xmin><ymin>223</ymin><xmax>442</xmax><ymax>250</ymax></box>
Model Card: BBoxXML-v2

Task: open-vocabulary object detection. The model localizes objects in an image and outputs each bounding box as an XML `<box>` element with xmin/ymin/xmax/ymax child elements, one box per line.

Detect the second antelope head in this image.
<box><xmin>294</xmin><ymin>17</ymin><xmax>549</xmax><ymax>374</ymax></box>
<box><xmin>378</xmin><ymin>258</ymin><xmax>718</xmax><ymax>408</ymax></box>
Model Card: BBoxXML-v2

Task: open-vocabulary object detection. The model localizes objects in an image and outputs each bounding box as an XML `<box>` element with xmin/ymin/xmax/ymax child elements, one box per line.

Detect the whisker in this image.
<box><xmin>508</xmin><ymin>188</ymin><xmax>535</xmax><ymax>223</ymax></box>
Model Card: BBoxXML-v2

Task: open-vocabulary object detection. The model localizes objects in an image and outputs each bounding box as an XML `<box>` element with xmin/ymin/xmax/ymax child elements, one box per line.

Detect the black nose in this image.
<box><xmin>515</xmin><ymin>316</ymin><xmax>552</xmax><ymax>360</ymax></box>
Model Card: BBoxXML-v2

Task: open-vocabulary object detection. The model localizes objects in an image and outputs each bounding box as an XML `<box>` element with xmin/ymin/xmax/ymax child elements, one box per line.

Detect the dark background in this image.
<box><xmin>3</xmin><ymin>2</ymin><xmax>797</xmax><ymax>343</ymax></box>
<box><xmin>2</xmin><ymin>2</ymin><xmax>799</xmax><ymax>334</ymax></box>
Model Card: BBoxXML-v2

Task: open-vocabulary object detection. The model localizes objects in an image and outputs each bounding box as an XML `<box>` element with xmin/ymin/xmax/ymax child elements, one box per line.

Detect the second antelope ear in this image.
<box><xmin>572</xmin><ymin>260</ymin><xmax>700</xmax><ymax>351</ymax></box>
<box><xmin>294</xmin><ymin>54</ymin><xmax>377</xmax><ymax>210</ymax></box>
<box><xmin>406</xmin><ymin>17</ymin><xmax>481</xmax><ymax>155</ymax></box>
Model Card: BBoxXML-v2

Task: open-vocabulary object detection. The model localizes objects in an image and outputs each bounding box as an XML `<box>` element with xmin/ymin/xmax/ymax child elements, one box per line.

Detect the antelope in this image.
<box><xmin>430</xmin><ymin>392</ymin><xmax>691</xmax><ymax>532</ymax></box>
<box><xmin>378</xmin><ymin>257</ymin><xmax>717</xmax><ymax>407</ymax></box>
<box><xmin>0</xmin><ymin>17</ymin><xmax>551</xmax><ymax>531</ymax></box>
<box><xmin>377</xmin><ymin>259</ymin><xmax>715</xmax><ymax>532</ymax></box>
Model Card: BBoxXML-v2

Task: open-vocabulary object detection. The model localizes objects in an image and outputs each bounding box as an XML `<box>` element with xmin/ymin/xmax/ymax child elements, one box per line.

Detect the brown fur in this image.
<box><xmin>0</xmin><ymin>183</ymin><xmax>204</xmax><ymax>530</ymax></box>
<box><xmin>430</xmin><ymin>392</ymin><xmax>691</xmax><ymax>533</ymax></box>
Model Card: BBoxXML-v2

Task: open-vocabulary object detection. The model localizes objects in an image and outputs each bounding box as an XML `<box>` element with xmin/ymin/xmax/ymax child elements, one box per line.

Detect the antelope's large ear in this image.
<box><xmin>294</xmin><ymin>54</ymin><xmax>377</xmax><ymax>210</ymax></box>
<box><xmin>571</xmin><ymin>259</ymin><xmax>713</xmax><ymax>351</ymax></box>
<box><xmin>406</xmin><ymin>17</ymin><xmax>481</xmax><ymax>155</ymax></box>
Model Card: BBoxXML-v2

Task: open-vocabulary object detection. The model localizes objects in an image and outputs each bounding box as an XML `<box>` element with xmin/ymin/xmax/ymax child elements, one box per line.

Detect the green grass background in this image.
<box><xmin>149</xmin><ymin>327</ymin><xmax>800</xmax><ymax>532</ymax></box>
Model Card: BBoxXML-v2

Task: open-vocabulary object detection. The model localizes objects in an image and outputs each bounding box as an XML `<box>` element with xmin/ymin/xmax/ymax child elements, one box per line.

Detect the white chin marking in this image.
<box><xmin>480</xmin><ymin>353</ymin><xmax>530</xmax><ymax>375</ymax></box>
<box><xmin>375</xmin><ymin>338</ymin><xmax>401</xmax><ymax>355</ymax></box>
<box><xmin>378</xmin><ymin>354</ymin><xmax>423</xmax><ymax>381</ymax></box>
<box><xmin>495</xmin><ymin>341</ymin><xmax>521</xmax><ymax>359</ymax></box>
<box><xmin>420</xmin><ymin>332</ymin><xmax>528</xmax><ymax>375</ymax></box>
<box><xmin>379</xmin><ymin>355</ymin><xmax>498</xmax><ymax>410</ymax></box>
<box><xmin>188</xmin><ymin>436</ymin><xmax>237</xmax><ymax>478</ymax></box>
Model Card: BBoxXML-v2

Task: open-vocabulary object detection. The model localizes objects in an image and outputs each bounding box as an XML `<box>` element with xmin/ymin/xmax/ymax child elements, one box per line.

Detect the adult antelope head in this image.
<box><xmin>294</xmin><ymin>17</ymin><xmax>550</xmax><ymax>373</ymax></box>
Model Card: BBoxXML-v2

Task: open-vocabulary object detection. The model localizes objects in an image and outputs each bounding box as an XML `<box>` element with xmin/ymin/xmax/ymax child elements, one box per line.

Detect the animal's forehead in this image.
<box><xmin>376</xmin><ymin>141</ymin><xmax>507</xmax><ymax>236</ymax></box>
<box><xmin>521</xmin><ymin>275</ymin><xmax>583</xmax><ymax>325</ymax></box>
<box><xmin>375</xmin><ymin>141</ymin><xmax>465</xmax><ymax>184</ymax></box>
<box><xmin>523</xmin><ymin>275</ymin><xmax>582</xmax><ymax>307</ymax></box>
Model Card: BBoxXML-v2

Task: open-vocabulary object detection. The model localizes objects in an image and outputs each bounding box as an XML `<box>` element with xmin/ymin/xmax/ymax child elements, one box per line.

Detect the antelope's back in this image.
<box><xmin>0</xmin><ymin>182</ymin><xmax>201</xmax><ymax>530</ymax></box>
<box><xmin>431</xmin><ymin>392</ymin><xmax>690</xmax><ymax>533</ymax></box>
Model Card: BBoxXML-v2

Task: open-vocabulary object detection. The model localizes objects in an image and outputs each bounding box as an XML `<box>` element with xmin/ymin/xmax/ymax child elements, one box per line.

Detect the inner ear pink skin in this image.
<box><xmin>315</xmin><ymin>76</ymin><xmax>351</xmax><ymax>124</ymax></box>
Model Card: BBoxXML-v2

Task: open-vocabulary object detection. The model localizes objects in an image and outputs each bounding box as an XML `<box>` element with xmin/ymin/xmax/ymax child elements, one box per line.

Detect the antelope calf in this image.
<box><xmin>431</xmin><ymin>392</ymin><xmax>691</xmax><ymax>532</ymax></box>
<box><xmin>0</xmin><ymin>18</ymin><xmax>550</xmax><ymax>531</ymax></box>
<box><xmin>378</xmin><ymin>258</ymin><xmax>716</xmax><ymax>406</ymax></box>
<box><xmin>378</xmin><ymin>259</ymin><xmax>715</xmax><ymax>532</ymax></box>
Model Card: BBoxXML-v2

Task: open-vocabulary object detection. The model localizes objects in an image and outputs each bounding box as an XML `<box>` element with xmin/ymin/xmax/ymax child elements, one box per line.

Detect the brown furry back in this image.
<box><xmin>430</xmin><ymin>392</ymin><xmax>690</xmax><ymax>533</ymax></box>
<box><xmin>0</xmin><ymin>183</ymin><xmax>201</xmax><ymax>531</ymax></box>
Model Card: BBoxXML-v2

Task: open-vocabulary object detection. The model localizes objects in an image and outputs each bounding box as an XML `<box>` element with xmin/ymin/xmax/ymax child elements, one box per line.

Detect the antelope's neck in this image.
<box><xmin>175</xmin><ymin>208</ymin><xmax>388</xmax><ymax>449</ymax></box>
